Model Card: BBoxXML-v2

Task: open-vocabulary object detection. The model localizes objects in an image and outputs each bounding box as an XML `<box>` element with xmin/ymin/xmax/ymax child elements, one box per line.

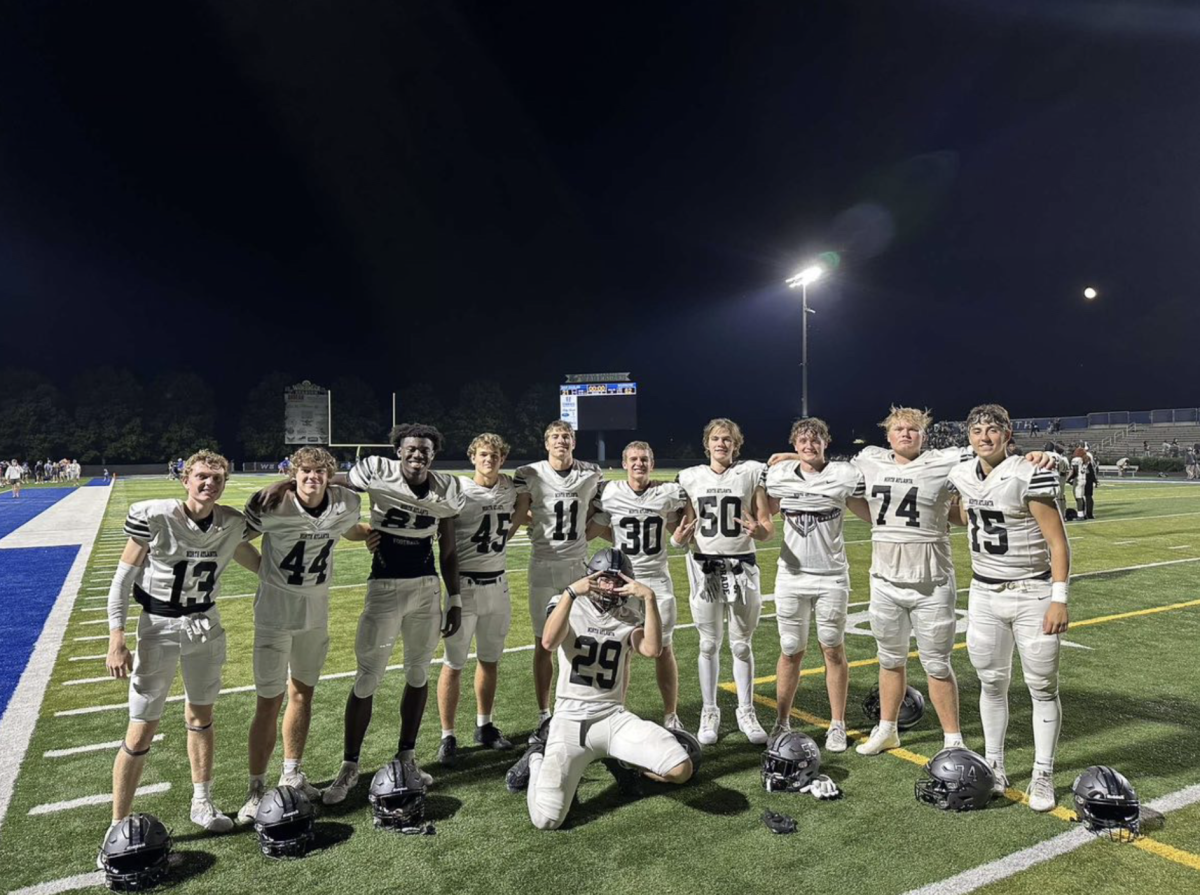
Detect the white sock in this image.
<box><xmin>397</xmin><ymin>748</ymin><xmax>415</xmax><ymax>762</ymax></box>
<box><xmin>282</xmin><ymin>758</ymin><xmax>300</xmax><ymax>776</ymax></box>
<box><xmin>192</xmin><ymin>781</ymin><xmax>212</xmax><ymax>801</ymax></box>
<box><xmin>477</xmin><ymin>713</ymin><xmax>492</xmax><ymax>727</ymax></box>
<box><xmin>979</xmin><ymin>682</ymin><xmax>1011</xmax><ymax>760</ymax></box>
<box><xmin>538</xmin><ymin>709</ymin><xmax>552</xmax><ymax>723</ymax></box>
<box><xmin>733</xmin><ymin>652</ymin><xmax>755</xmax><ymax>707</ymax></box>
<box><xmin>249</xmin><ymin>773</ymin><xmax>266</xmax><ymax>788</ymax></box>
<box><xmin>442</xmin><ymin>728</ymin><xmax>455</xmax><ymax>739</ymax></box>
<box><xmin>828</xmin><ymin>719</ymin><xmax>845</xmax><ymax>730</ymax></box>
<box><xmin>943</xmin><ymin>732</ymin><xmax>964</xmax><ymax>748</ymax></box>
<box><xmin>878</xmin><ymin>720</ymin><xmax>898</xmax><ymax>736</ymax></box>
<box><xmin>698</xmin><ymin>654</ymin><xmax>719</xmax><ymax>707</ymax></box>
<box><xmin>1031</xmin><ymin>695</ymin><xmax>1062</xmax><ymax>774</ymax></box>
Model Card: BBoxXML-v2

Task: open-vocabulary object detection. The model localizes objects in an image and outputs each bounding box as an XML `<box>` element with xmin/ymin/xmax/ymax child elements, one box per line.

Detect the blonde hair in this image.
<box><xmin>622</xmin><ymin>440</ymin><xmax>655</xmax><ymax>463</ymax></box>
<box><xmin>879</xmin><ymin>406</ymin><xmax>932</xmax><ymax>433</ymax></box>
<box><xmin>183</xmin><ymin>449</ymin><xmax>230</xmax><ymax>481</ymax></box>
<box><xmin>544</xmin><ymin>420</ymin><xmax>575</xmax><ymax>442</ymax></box>
<box><xmin>468</xmin><ymin>432</ymin><xmax>510</xmax><ymax>460</ymax></box>
<box><xmin>289</xmin><ymin>447</ymin><xmax>336</xmax><ymax>477</ymax></box>
<box><xmin>965</xmin><ymin>403</ymin><xmax>1011</xmax><ymax>432</ymax></box>
<box><xmin>703</xmin><ymin>418</ymin><xmax>744</xmax><ymax>460</ymax></box>
<box><xmin>789</xmin><ymin>417</ymin><xmax>831</xmax><ymax>446</ymax></box>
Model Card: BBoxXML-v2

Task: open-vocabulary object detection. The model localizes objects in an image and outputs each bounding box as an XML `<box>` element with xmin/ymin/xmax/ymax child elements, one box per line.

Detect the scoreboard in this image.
<box><xmin>560</xmin><ymin>381</ymin><xmax>637</xmax><ymax>431</ymax></box>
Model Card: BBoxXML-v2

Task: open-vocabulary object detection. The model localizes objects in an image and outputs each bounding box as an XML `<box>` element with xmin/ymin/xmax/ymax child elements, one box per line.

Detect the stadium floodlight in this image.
<box><xmin>785</xmin><ymin>262</ymin><xmax>827</xmax><ymax>418</ymax></box>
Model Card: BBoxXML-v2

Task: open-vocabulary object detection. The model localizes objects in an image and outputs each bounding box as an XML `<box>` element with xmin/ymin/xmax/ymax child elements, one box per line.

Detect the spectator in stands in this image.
<box><xmin>1187</xmin><ymin>447</ymin><xmax>1198</xmax><ymax>481</ymax></box>
<box><xmin>1116</xmin><ymin>458</ymin><xmax>1130</xmax><ymax>477</ymax></box>
<box><xmin>1143</xmin><ymin>440</ymin><xmax>1149</xmax><ymax>455</ymax></box>
<box><xmin>1030</xmin><ymin>421</ymin><xmax>1040</xmax><ymax>437</ymax></box>
<box><xmin>1171</xmin><ymin>438</ymin><xmax>1180</xmax><ymax>458</ymax></box>
<box><xmin>1162</xmin><ymin>440</ymin><xmax>1171</xmax><ymax>457</ymax></box>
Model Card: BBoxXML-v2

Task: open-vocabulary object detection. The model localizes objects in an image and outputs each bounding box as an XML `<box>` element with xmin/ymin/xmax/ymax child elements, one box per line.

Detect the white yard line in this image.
<box><xmin>44</xmin><ymin>735</ymin><xmax>162</xmax><ymax>758</ymax></box>
<box><xmin>27</xmin><ymin>782</ymin><xmax>170</xmax><ymax>816</ymax></box>
<box><xmin>0</xmin><ymin>485</ymin><xmax>112</xmax><ymax>837</ymax></box>
<box><xmin>899</xmin><ymin>784</ymin><xmax>1200</xmax><ymax>895</ymax></box>
<box><xmin>61</xmin><ymin>676</ymin><xmax>114</xmax><ymax>687</ymax></box>
<box><xmin>55</xmin><ymin>613</ymin><xmax>780</xmax><ymax>717</ymax></box>
<box><xmin>73</xmin><ymin>634</ymin><xmax>133</xmax><ymax>643</ymax></box>
<box><xmin>67</xmin><ymin>654</ymin><xmax>106</xmax><ymax>662</ymax></box>
<box><xmin>7</xmin><ymin>871</ymin><xmax>106</xmax><ymax>895</ymax></box>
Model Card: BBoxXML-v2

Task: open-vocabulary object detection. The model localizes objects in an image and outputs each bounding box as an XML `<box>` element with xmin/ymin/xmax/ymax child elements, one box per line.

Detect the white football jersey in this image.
<box><xmin>594</xmin><ymin>480</ymin><xmax>687</xmax><ymax>579</ymax></box>
<box><xmin>123</xmin><ymin>499</ymin><xmax>251</xmax><ymax>612</ymax></box>
<box><xmin>348</xmin><ymin>457</ymin><xmax>463</xmax><ymax>578</ymax></box>
<box><xmin>677</xmin><ymin>461</ymin><xmax>767</xmax><ymax>556</ymax></box>
<box><xmin>765</xmin><ymin>461</ymin><xmax>864</xmax><ymax>575</ymax></box>
<box><xmin>948</xmin><ymin>456</ymin><xmax>1062</xmax><ymax>581</ymax></box>
<box><xmin>513</xmin><ymin>460</ymin><xmax>604</xmax><ymax>563</ymax></box>
<box><xmin>550</xmin><ymin>592</ymin><xmax>644</xmax><ymax>719</ymax></box>
<box><xmin>852</xmin><ymin>445</ymin><xmax>971</xmax><ymax>584</ymax></box>
<box><xmin>245</xmin><ymin>485</ymin><xmax>362</xmax><ymax>630</ymax></box>
<box><xmin>455</xmin><ymin>474</ymin><xmax>518</xmax><ymax>575</ymax></box>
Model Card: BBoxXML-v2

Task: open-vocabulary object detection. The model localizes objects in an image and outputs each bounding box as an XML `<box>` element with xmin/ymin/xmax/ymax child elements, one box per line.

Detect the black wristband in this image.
<box><xmin>565</xmin><ymin>585</ymin><xmax>579</xmax><ymax>601</ymax></box>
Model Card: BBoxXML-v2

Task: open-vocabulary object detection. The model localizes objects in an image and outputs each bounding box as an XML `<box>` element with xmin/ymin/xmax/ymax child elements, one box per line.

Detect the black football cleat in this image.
<box><xmin>475</xmin><ymin>723</ymin><xmax>513</xmax><ymax>750</ymax></box>
<box><xmin>436</xmin><ymin>735</ymin><xmax>458</xmax><ymax>767</ymax></box>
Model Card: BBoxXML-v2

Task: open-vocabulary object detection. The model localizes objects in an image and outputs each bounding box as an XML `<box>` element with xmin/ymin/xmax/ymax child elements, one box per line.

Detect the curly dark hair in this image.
<box><xmin>389</xmin><ymin>423</ymin><xmax>444</xmax><ymax>453</ymax></box>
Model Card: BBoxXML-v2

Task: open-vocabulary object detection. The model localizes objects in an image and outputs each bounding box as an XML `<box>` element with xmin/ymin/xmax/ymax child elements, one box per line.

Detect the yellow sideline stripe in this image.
<box><xmin>1133</xmin><ymin>839</ymin><xmax>1200</xmax><ymax>871</ymax></box>
<box><xmin>747</xmin><ymin>598</ymin><xmax>1200</xmax><ymax>686</ymax></box>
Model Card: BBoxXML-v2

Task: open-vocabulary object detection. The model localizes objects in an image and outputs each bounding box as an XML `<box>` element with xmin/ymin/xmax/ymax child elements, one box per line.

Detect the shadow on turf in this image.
<box><xmin>162</xmin><ymin>850</ymin><xmax>217</xmax><ymax>887</ymax></box>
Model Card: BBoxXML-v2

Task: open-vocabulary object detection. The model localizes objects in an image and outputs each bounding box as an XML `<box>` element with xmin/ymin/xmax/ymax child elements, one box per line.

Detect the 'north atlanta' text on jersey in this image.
<box><xmin>123</xmin><ymin>499</ymin><xmax>252</xmax><ymax>611</ymax></box>
<box><xmin>454</xmin><ymin>474</ymin><xmax>518</xmax><ymax>575</ymax></box>
<box><xmin>513</xmin><ymin>460</ymin><xmax>604</xmax><ymax>563</ymax></box>
<box><xmin>765</xmin><ymin>461</ymin><xmax>864</xmax><ymax>575</ymax></box>
<box><xmin>947</xmin><ymin>456</ymin><xmax>1062</xmax><ymax>581</ymax></box>
<box><xmin>244</xmin><ymin>486</ymin><xmax>362</xmax><ymax>630</ymax></box>
<box><xmin>548</xmin><ymin>592</ymin><xmax>644</xmax><ymax>720</ymax></box>
<box><xmin>676</xmin><ymin>461</ymin><xmax>767</xmax><ymax>557</ymax></box>
<box><xmin>348</xmin><ymin>456</ymin><xmax>464</xmax><ymax>579</ymax></box>
<box><xmin>592</xmin><ymin>480</ymin><xmax>687</xmax><ymax>579</ymax></box>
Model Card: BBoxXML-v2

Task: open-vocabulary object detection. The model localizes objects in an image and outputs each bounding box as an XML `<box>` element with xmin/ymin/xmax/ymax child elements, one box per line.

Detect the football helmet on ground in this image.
<box><xmin>671</xmin><ymin>728</ymin><xmax>703</xmax><ymax>776</ymax></box>
<box><xmin>762</xmin><ymin>730</ymin><xmax>821</xmax><ymax>793</ymax></box>
<box><xmin>368</xmin><ymin>760</ymin><xmax>427</xmax><ymax>832</ymax></box>
<box><xmin>253</xmin><ymin>785</ymin><xmax>315</xmax><ymax>859</ymax></box>
<box><xmin>914</xmin><ymin>747</ymin><xmax>995</xmax><ymax>811</ymax></box>
<box><xmin>862</xmin><ymin>684</ymin><xmax>926</xmax><ymax>731</ymax></box>
<box><xmin>1072</xmin><ymin>766</ymin><xmax>1140</xmax><ymax>840</ymax></box>
<box><xmin>99</xmin><ymin>813</ymin><xmax>172</xmax><ymax>891</ymax></box>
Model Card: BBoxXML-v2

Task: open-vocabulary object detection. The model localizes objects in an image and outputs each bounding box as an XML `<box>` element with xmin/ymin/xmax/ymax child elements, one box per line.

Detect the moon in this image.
<box><xmin>1083</xmin><ymin>287</ymin><xmax>1097</xmax><ymax>299</ymax></box>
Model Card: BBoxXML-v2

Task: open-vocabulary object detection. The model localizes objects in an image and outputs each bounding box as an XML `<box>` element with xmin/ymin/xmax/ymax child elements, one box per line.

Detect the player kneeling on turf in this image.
<box><xmin>102</xmin><ymin>451</ymin><xmax>261</xmax><ymax>846</ymax></box>
<box><xmin>508</xmin><ymin>549</ymin><xmax>694</xmax><ymax>830</ymax></box>
<box><xmin>238</xmin><ymin>447</ymin><xmax>369</xmax><ymax>822</ymax></box>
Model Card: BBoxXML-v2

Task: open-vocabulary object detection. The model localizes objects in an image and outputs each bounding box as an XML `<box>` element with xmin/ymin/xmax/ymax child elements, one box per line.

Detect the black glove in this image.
<box><xmin>763</xmin><ymin>810</ymin><xmax>797</xmax><ymax>834</ymax></box>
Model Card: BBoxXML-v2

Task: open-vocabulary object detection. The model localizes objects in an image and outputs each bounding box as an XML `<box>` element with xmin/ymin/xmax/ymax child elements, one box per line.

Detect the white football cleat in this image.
<box><xmin>190</xmin><ymin>797</ymin><xmax>234</xmax><ymax>833</ymax></box>
<box><xmin>697</xmin><ymin>706</ymin><xmax>721</xmax><ymax>745</ymax></box>
<box><xmin>663</xmin><ymin>713</ymin><xmax>683</xmax><ymax>732</ymax></box>
<box><xmin>736</xmin><ymin>705</ymin><xmax>768</xmax><ymax>745</ymax></box>
<box><xmin>322</xmin><ymin>762</ymin><xmax>360</xmax><ymax>805</ymax></box>
<box><xmin>236</xmin><ymin>779</ymin><xmax>266</xmax><ymax>824</ymax></box>
<box><xmin>989</xmin><ymin>759</ymin><xmax>1010</xmax><ymax>796</ymax></box>
<box><xmin>855</xmin><ymin>724</ymin><xmax>900</xmax><ymax>756</ymax></box>
<box><xmin>824</xmin><ymin>725</ymin><xmax>848</xmax><ymax>753</ymax></box>
<box><xmin>769</xmin><ymin>721</ymin><xmax>791</xmax><ymax>742</ymax></box>
<box><xmin>402</xmin><ymin>758</ymin><xmax>434</xmax><ymax>788</ymax></box>
<box><xmin>279</xmin><ymin>769</ymin><xmax>321</xmax><ymax>801</ymax></box>
<box><xmin>1027</xmin><ymin>771</ymin><xmax>1056</xmax><ymax>812</ymax></box>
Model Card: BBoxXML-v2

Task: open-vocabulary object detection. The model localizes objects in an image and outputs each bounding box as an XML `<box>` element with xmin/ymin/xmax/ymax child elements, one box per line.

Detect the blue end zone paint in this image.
<box><xmin>0</xmin><ymin>546</ymin><xmax>79</xmax><ymax>720</ymax></box>
<box><xmin>84</xmin><ymin>477</ymin><xmax>111</xmax><ymax>487</ymax></box>
<box><xmin>0</xmin><ymin>487</ymin><xmax>77</xmax><ymax>539</ymax></box>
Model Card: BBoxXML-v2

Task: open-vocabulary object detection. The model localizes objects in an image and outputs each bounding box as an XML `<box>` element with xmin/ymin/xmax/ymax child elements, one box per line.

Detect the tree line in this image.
<box><xmin>0</xmin><ymin>368</ymin><xmax>559</xmax><ymax>463</ymax></box>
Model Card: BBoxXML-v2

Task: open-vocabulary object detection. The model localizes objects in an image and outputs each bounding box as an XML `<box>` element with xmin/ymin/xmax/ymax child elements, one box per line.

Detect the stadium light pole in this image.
<box><xmin>785</xmin><ymin>264</ymin><xmax>825</xmax><ymax>418</ymax></box>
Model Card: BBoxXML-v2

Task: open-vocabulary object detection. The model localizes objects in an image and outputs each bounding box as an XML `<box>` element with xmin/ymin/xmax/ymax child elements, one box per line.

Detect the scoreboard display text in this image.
<box><xmin>559</xmin><ymin>382</ymin><xmax>637</xmax><ymax>431</ymax></box>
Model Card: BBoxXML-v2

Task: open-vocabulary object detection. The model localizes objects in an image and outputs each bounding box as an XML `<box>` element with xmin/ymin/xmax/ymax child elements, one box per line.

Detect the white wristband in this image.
<box><xmin>1050</xmin><ymin>581</ymin><xmax>1069</xmax><ymax>605</ymax></box>
<box><xmin>446</xmin><ymin>593</ymin><xmax>462</xmax><ymax>611</ymax></box>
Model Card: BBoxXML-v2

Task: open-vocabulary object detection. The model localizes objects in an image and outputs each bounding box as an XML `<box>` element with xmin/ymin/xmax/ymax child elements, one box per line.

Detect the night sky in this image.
<box><xmin>2</xmin><ymin>1</ymin><xmax>1197</xmax><ymax>455</ymax></box>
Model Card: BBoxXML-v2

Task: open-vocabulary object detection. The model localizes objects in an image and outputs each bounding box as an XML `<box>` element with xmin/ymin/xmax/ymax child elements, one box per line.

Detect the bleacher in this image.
<box><xmin>1011</xmin><ymin>407</ymin><xmax>1200</xmax><ymax>462</ymax></box>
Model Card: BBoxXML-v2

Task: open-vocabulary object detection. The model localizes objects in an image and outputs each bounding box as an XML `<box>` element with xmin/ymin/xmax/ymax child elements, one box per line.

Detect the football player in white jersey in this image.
<box><xmin>509</xmin><ymin>548</ymin><xmax>693</xmax><ymax>830</ymax></box>
<box><xmin>510</xmin><ymin>421</ymin><xmax>604</xmax><ymax>722</ymax></box>
<box><xmin>676</xmin><ymin>418</ymin><xmax>774</xmax><ymax>745</ymax></box>
<box><xmin>589</xmin><ymin>441</ymin><xmax>690</xmax><ymax>729</ymax></box>
<box><xmin>949</xmin><ymin>404</ymin><xmax>1070</xmax><ymax>812</ymax></box>
<box><xmin>236</xmin><ymin>447</ymin><xmax>368</xmax><ymax>822</ymax></box>
<box><xmin>323</xmin><ymin>424</ymin><xmax>464</xmax><ymax>802</ymax></box>
<box><xmin>436</xmin><ymin>433</ymin><xmax>519</xmax><ymax>766</ymax></box>
<box><xmin>102</xmin><ymin>451</ymin><xmax>261</xmax><ymax>840</ymax></box>
<box><xmin>764</xmin><ymin>418</ymin><xmax>866</xmax><ymax>751</ymax></box>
